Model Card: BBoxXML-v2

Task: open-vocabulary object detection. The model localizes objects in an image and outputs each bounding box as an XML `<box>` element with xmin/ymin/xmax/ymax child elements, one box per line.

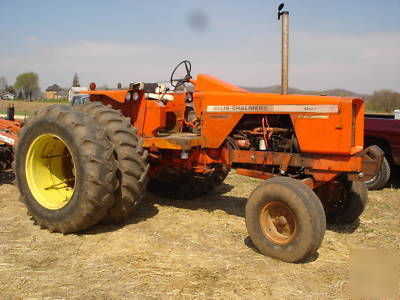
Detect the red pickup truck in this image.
<box><xmin>364</xmin><ymin>113</ymin><xmax>400</xmax><ymax>190</ymax></box>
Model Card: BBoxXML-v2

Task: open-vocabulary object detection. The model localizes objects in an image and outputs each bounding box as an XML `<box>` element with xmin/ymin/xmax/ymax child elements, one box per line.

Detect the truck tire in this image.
<box><xmin>14</xmin><ymin>105</ymin><xmax>117</xmax><ymax>233</ymax></box>
<box><xmin>365</xmin><ymin>156</ymin><xmax>390</xmax><ymax>190</ymax></box>
<box><xmin>77</xmin><ymin>102</ymin><xmax>149</xmax><ymax>223</ymax></box>
<box><xmin>245</xmin><ymin>177</ymin><xmax>326</xmax><ymax>263</ymax></box>
<box><xmin>315</xmin><ymin>177</ymin><xmax>368</xmax><ymax>224</ymax></box>
<box><xmin>147</xmin><ymin>165</ymin><xmax>229</xmax><ymax>199</ymax></box>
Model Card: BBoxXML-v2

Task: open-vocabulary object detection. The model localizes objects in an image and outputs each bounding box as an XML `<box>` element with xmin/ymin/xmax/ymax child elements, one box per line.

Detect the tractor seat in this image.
<box><xmin>129</xmin><ymin>82</ymin><xmax>170</xmax><ymax>93</ymax></box>
<box><xmin>129</xmin><ymin>82</ymin><xmax>174</xmax><ymax>101</ymax></box>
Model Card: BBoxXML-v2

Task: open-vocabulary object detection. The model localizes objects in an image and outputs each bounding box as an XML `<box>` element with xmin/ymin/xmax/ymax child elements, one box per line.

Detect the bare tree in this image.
<box><xmin>72</xmin><ymin>72</ymin><xmax>80</xmax><ymax>87</ymax></box>
<box><xmin>0</xmin><ymin>76</ymin><xmax>7</xmax><ymax>91</ymax></box>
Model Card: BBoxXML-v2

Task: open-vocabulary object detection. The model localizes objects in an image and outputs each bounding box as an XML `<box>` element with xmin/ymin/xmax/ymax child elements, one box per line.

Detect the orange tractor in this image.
<box><xmin>13</xmin><ymin>61</ymin><xmax>382</xmax><ymax>262</ymax></box>
<box><xmin>0</xmin><ymin>108</ymin><xmax>20</xmax><ymax>171</ymax></box>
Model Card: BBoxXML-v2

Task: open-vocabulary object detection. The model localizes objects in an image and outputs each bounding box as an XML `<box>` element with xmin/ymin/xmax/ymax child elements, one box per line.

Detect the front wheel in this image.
<box><xmin>315</xmin><ymin>177</ymin><xmax>368</xmax><ymax>224</ymax></box>
<box><xmin>245</xmin><ymin>177</ymin><xmax>326</xmax><ymax>263</ymax></box>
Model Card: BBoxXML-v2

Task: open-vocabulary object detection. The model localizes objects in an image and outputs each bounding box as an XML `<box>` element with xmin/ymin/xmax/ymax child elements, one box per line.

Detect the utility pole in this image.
<box><xmin>278</xmin><ymin>3</ymin><xmax>289</xmax><ymax>95</ymax></box>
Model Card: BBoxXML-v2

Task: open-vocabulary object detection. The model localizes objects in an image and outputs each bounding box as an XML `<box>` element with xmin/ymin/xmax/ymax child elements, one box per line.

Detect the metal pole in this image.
<box><xmin>6</xmin><ymin>105</ymin><xmax>15</xmax><ymax>121</ymax></box>
<box><xmin>281</xmin><ymin>11</ymin><xmax>289</xmax><ymax>95</ymax></box>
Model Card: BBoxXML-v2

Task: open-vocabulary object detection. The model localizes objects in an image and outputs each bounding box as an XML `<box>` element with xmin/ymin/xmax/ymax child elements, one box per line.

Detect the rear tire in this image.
<box><xmin>245</xmin><ymin>177</ymin><xmax>326</xmax><ymax>263</ymax></box>
<box><xmin>365</xmin><ymin>156</ymin><xmax>390</xmax><ymax>190</ymax></box>
<box><xmin>14</xmin><ymin>105</ymin><xmax>117</xmax><ymax>233</ymax></box>
<box><xmin>148</xmin><ymin>164</ymin><xmax>229</xmax><ymax>199</ymax></box>
<box><xmin>77</xmin><ymin>102</ymin><xmax>149</xmax><ymax>223</ymax></box>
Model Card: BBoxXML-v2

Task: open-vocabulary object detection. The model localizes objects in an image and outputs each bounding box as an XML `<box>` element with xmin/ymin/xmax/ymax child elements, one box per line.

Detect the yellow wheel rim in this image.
<box><xmin>25</xmin><ymin>134</ymin><xmax>76</xmax><ymax>210</ymax></box>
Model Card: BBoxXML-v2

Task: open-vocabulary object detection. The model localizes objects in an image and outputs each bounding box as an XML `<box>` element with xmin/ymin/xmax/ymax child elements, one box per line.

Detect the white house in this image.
<box><xmin>68</xmin><ymin>87</ymin><xmax>88</xmax><ymax>101</ymax></box>
<box><xmin>0</xmin><ymin>92</ymin><xmax>15</xmax><ymax>100</ymax></box>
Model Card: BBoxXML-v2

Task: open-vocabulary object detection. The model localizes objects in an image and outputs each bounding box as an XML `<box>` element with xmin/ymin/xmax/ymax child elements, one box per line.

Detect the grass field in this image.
<box><xmin>0</xmin><ymin>170</ymin><xmax>398</xmax><ymax>299</ymax></box>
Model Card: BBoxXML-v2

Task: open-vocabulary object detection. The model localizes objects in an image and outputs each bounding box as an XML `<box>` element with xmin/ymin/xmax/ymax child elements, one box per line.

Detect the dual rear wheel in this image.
<box><xmin>14</xmin><ymin>104</ymin><xmax>149</xmax><ymax>233</ymax></box>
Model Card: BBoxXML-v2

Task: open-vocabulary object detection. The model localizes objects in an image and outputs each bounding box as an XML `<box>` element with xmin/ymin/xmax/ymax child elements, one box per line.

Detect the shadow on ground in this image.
<box><xmin>84</xmin><ymin>183</ymin><xmax>245</xmax><ymax>235</ymax></box>
<box><xmin>243</xmin><ymin>236</ymin><xmax>320</xmax><ymax>263</ymax></box>
<box><xmin>327</xmin><ymin>219</ymin><xmax>360</xmax><ymax>234</ymax></box>
<box><xmin>150</xmin><ymin>183</ymin><xmax>247</xmax><ymax>218</ymax></box>
<box><xmin>84</xmin><ymin>200</ymin><xmax>160</xmax><ymax>235</ymax></box>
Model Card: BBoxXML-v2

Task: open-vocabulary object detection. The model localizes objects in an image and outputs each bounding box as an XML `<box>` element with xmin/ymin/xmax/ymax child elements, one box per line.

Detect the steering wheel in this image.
<box><xmin>170</xmin><ymin>60</ymin><xmax>192</xmax><ymax>88</ymax></box>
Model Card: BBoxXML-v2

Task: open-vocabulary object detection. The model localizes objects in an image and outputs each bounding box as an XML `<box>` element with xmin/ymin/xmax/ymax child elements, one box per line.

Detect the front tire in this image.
<box><xmin>315</xmin><ymin>177</ymin><xmax>368</xmax><ymax>224</ymax></box>
<box><xmin>245</xmin><ymin>177</ymin><xmax>326</xmax><ymax>263</ymax></box>
<box><xmin>14</xmin><ymin>105</ymin><xmax>117</xmax><ymax>233</ymax></box>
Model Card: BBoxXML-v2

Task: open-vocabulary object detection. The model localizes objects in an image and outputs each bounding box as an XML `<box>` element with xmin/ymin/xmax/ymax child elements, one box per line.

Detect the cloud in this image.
<box><xmin>290</xmin><ymin>32</ymin><xmax>400</xmax><ymax>93</ymax></box>
<box><xmin>0</xmin><ymin>41</ymin><xmax>186</xmax><ymax>89</ymax></box>
<box><xmin>1</xmin><ymin>32</ymin><xmax>399</xmax><ymax>93</ymax></box>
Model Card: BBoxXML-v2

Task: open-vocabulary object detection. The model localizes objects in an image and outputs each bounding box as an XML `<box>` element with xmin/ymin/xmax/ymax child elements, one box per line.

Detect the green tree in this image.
<box><xmin>117</xmin><ymin>82</ymin><xmax>122</xmax><ymax>89</ymax></box>
<box><xmin>14</xmin><ymin>72</ymin><xmax>40</xmax><ymax>101</ymax></box>
<box><xmin>72</xmin><ymin>72</ymin><xmax>80</xmax><ymax>87</ymax></box>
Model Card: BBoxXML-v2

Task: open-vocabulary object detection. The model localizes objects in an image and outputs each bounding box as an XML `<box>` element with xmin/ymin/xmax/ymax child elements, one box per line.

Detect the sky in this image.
<box><xmin>0</xmin><ymin>0</ymin><xmax>399</xmax><ymax>94</ymax></box>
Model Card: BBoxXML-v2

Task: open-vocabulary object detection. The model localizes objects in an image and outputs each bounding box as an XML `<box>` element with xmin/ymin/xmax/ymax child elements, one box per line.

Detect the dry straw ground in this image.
<box><xmin>0</xmin><ymin>170</ymin><xmax>399</xmax><ymax>299</ymax></box>
<box><xmin>0</xmin><ymin>100</ymin><xmax>54</xmax><ymax>116</ymax></box>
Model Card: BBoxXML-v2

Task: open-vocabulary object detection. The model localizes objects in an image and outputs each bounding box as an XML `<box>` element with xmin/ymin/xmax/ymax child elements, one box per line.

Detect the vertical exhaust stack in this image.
<box><xmin>278</xmin><ymin>3</ymin><xmax>289</xmax><ymax>95</ymax></box>
<box><xmin>6</xmin><ymin>105</ymin><xmax>15</xmax><ymax>121</ymax></box>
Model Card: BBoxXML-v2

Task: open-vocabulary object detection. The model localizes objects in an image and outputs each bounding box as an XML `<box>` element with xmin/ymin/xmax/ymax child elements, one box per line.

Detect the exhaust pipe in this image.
<box><xmin>6</xmin><ymin>105</ymin><xmax>15</xmax><ymax>121</ymax></box>
<box><xmin>278</xmin><ymin>3</ymin><xmax>289</xmax><ymax>95</ymax></box>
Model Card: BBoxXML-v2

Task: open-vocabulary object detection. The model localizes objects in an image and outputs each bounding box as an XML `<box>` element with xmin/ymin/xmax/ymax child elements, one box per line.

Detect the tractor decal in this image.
<box><xmin>206</xmin><ymin>104</ymin><xmax>338</xmax><ymax>113</ymax></box>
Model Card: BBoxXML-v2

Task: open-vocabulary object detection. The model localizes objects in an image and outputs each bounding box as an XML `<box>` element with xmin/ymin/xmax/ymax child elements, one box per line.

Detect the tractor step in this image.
<box><xmin>144</xmin><ymin>133</ymin><xmax>202</xmax><ymax>150</ymax></box>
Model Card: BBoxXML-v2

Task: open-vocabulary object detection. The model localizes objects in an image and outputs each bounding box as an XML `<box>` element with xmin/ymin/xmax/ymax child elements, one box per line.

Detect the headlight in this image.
<box><xmin>125</xmin><ymin>92</ymin><xmax>132</xmax><ymax>102</ymax></box>
<box><xmin>132</xmin><ymin>92</ymin><xmax>140</xmax><ymax>101</ymax></box>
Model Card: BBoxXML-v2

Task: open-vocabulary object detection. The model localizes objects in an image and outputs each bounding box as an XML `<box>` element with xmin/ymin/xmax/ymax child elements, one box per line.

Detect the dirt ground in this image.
<box><xmin>0</xmin><ymin>171</ymin><xmax>399</xmax><ymax>299</ymax></box>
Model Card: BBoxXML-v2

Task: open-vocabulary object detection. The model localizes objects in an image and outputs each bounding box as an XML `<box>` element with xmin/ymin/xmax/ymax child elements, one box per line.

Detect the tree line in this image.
<box><xmin>0</xmin><ymin>72</ymin><xmax>41</xmax><ymax>101</ymax></box>
<box><xmin>0</xmin><ymin>72</ymin><xmax>82</xmax><ymax>101</ymax></box>
<box><xmin>365</xmin><ymin>90</ymin><xmax>400</xmax><ymax>113</ymax></box>
<box><xmin>1</xmin><ymin>72</ymin><xmax>399</xmax><ymax>112</ymax></box>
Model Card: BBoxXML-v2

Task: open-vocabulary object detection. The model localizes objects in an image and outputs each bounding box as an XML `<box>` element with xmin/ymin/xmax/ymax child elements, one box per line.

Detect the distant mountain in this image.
<box><xmin>242</xmin><ymin>85</ymin><xmax>367</xmax><ymax>98</ymax></box>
